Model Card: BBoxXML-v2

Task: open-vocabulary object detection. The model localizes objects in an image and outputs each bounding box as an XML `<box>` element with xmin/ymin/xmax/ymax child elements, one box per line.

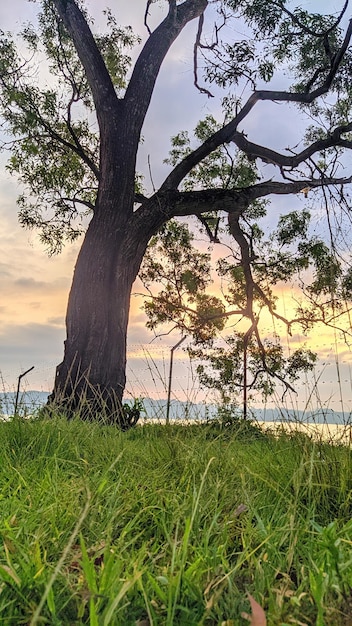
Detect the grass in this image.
<box><xmin>0</xmin><ymin>415</ymin><xmax>351</xmax><ymax>625</ymax></box>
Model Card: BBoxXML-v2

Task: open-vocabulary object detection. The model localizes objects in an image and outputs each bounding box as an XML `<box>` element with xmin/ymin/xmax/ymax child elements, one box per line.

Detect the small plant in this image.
<box><xmin>309</xmin><ymin>519</ymin><xmax>352</xmax><ymax>625</ymax></box>
<box><xmin>121</xmin><ymin>397</ymin><xmax>144</xmax><ymax>430</ymax></box>
<box><xmin>207</xmin><ymin>403</ymin><xmax>266</xmax><ymax>440</ymax></box>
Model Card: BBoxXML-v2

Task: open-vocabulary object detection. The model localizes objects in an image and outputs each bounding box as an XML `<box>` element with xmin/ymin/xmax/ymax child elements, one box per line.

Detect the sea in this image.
<box><xmin>1</xmin><ymin>391</ymin><xmax>351</xmax><ymax>444</ymax></box>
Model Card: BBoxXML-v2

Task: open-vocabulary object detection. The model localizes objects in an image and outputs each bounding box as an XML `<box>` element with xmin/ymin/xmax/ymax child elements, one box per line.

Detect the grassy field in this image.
<box><xmin>0</xmin><ymin>415</ymin><xmax>351</xmax><ymax>625</ymax></box>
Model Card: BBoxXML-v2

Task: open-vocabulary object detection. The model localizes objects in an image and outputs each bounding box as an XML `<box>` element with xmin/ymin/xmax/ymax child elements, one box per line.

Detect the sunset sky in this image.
<box><xmin>1</xmin><ymin>0</ymin><xmax>351</xmax><ymax>413</ymax></box>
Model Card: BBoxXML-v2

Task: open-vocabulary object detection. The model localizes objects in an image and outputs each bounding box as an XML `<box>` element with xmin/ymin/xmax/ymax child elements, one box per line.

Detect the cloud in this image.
<box><xmin>0</xmin><ymin>261</ymin><xmax>14</xmax><ymax>278</ymax></box>
<box><xmin>0</xmin><ymin>322</ymin><xmax>66</xmax><ymax>389</ymax></box>
<box><xmin>0</xmin><ymin>321</ymin><xmax>65</xmax><ymax>353</ymax></box>
<box><xmin>47</xmin><ymin>316</ymin><xmax>65</xmax><ymax>326</ymax></box>
<box><xmin>13</xmin><ymin>276</ymin><xmax>69</xmax><ymax>292</ymax></box>
<box><xmin>14</xmin><ymin>277</ymin><xmax>49</xmax><ymax>290</ymax></box>
<box><xmin>127</xmin><ymin>324</ymin><xmax>156</xmax><ymax>347</ymax></box>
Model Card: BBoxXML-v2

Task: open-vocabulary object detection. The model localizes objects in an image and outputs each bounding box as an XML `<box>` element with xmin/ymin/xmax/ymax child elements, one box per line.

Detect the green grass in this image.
<box><xmin>0</xmin><ymin>416</ymin><xmax>351</xmax><ymax>625</ymax></box>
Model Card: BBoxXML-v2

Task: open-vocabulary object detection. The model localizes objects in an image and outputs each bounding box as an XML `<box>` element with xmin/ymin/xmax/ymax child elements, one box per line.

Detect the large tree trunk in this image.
<box><xmin>49</xmin><ymin>204</ymin><xmax>146</xmax><ymax>428</ymax></box>
<box><xmin>45</xmin><ymin>0</ymin><xmax>209</xmax><ymax>427</ymax></box>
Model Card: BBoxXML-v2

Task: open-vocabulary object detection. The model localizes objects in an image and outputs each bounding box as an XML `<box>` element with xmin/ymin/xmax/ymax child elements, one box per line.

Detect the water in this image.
<box><xmin>259</xmin><ymin>421</ymin><xmax>352</xmax><ymax>445</ymax></box>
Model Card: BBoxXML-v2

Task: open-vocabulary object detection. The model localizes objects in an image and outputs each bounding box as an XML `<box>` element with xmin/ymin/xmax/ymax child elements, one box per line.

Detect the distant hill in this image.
<box><xmin>0</xmin><ymin>390</ymin><xmax>351</xmax><ymax>425</ymax></box>
<box><xmin>0</xmin><ymin>390</ymin><xmax>49</xmax><ymax>416</ymax></box>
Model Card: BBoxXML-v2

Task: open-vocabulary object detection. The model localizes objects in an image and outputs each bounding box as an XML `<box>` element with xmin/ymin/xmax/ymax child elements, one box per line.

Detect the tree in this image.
<box><xmin>1</xmin><ymin>0</ymin><xmax>352</xmax><ymax>425</ymax></box>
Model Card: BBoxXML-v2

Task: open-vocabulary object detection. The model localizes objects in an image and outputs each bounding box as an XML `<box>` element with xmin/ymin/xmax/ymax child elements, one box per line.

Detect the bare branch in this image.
<box><xmin>252</xmin><ymin>325</ymin><xmax>296</xmax><ymax>395</ymax></box>
<box><xmin>197</xmin><ymin>214</ymin><xmax>220</xmax><ymax>242</ymax></box>
<box><xmin>192</xmin><ymin>3</ymin><xmax>228</xmax><ymax>97</ymax></box>
<box><xmin>193</xmin><ymin>14</ymin><xmax>214</xmax><ymax>98</ymax></box>
<box><xmin>231</xmin><ymin>123</ymin><xmax>352</xmax><ymax>168</ymax></box>
<box><xmin>228</xmin><ymin>212</ymin><xmax>255</xmax><ymax>316</ymax></box>
<box><xmin>60</xmin><ymin>196</ymin><xmax>95</xmax><ymax>211</ymax></box>
<box><xmin>144</xmin><ymin>0</ymin><xmax>153</xmax><ymax>35</ymax></box>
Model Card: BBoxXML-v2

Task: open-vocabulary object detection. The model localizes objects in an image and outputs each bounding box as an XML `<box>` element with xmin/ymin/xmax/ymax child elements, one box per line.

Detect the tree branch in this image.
<box><xmin>141</xmin><ymin>292</ymin><xmax>245</xmax><ymax>324</ymax></box>
<box><xmin>231</xmin><ymin>123</ymin><xmax>352</xmax><ymax>168</ymax></box>
<box><xmin>197</xmin><ymin>214</ymin><xmax>220</xmax><ymax>242</ymax></box>
<box><xmin>132</xmin><ymin>173</ymin><xmax>352</xmax><ymax>246</ymax></box>
<box><xmin>124</xmin><ymin>0</ymin><xmax>208</xmax><ymax>138</ymax></box>
<box><xmin>160</xmin><ymin>176</ymin><xmax>352</xmax><ymax>217</ymax></box>
<box><xmin>228</xmin><ymin>212</ymin><xmax>255</xmax><ymax>316</ymax></box>
<box><xmin>64</xmin><ymin>93</ymin><xmax>100</xmax><ymax>179</ymax></box>
<box><xmin>52</xmin><ymin>0</ymin><xmax>120</xmax><ymax>125</ymax></box>
<box><xmin>160</xmin><ymin>19</ymin><xmax>352</xmax><ymax>192</ymax></box>
<box><xmin>40</xmin><ymin>117</ymin><xmax>100</xmax><ymax>180</ymax></box>
<box><xmin>193</xmin><ymin>13</ymin><xmax>214</xmax><ymax>98</ymax></box>
<box><xmin>60</xmin><ymin>196</ymin><xmax>95</xmax><ymax>211</ymax></box>
<box><xmin>144</xmin><ymin>0</ymin><xmax>153</xmax><ymax>36</ymax></box>
<box><xmin>277</xmin><ymin>0</ymin><xmax>349</xmax><ymax>39</ymax></box>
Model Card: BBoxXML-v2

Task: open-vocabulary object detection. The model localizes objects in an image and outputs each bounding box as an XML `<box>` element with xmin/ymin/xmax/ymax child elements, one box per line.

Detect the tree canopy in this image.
<box><xmin>0</xmin><ymin>0</ymin><xmax>352</xmax><ymax>421</ymax></box>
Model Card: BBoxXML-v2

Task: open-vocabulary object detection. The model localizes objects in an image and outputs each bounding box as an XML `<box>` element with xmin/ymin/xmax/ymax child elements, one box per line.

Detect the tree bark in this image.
<box><xmin>50</xmin><ymin>204</ymin><xmax>147</xmax><ymax>426</ymax></box>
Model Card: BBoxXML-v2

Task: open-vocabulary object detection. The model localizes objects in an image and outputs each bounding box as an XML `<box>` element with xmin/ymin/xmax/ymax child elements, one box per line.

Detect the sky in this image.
<box><xmin>1</xmin><ymin>0</ymin><xmax>352</xmax><ymax>413</ymax></box>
